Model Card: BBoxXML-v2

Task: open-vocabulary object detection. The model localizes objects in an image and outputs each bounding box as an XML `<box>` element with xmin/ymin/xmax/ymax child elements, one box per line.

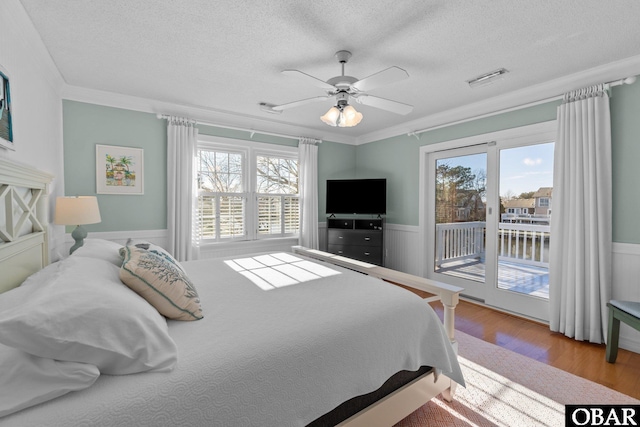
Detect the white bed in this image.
<box><xmin>0</xmin><ymin>159</ymin><xmax>464</xmax><ymax>427</ymax></box>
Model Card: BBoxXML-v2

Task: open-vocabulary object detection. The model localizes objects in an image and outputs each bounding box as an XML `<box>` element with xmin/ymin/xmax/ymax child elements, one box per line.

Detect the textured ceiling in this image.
<box><xmin>17</xmin><ymin>0</ymin><xmax>640</xmax><ymax>143</ymax></box>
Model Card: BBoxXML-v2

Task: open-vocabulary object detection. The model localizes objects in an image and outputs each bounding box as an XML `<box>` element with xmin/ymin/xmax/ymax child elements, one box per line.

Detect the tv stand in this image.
<box><xmin>327</xmin><ymin>217</ymin><xmax>384</xmax><ymax>266</ymax></box>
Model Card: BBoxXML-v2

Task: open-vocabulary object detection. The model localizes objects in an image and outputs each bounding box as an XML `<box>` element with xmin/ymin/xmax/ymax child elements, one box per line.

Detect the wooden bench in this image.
<box><xmin>606</xmin><ymin>300</ymin><xmax>640</xmax><ymax>363</ymax></box>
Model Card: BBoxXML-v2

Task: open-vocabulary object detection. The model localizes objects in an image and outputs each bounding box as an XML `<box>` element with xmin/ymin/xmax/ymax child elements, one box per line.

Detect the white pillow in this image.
<box><xmin>71</xmin><ymin>238</ymin><xmax>124</xmax><ymax>266</ymax></box>
<box><xmin>0</xmin><ymin>257</ymin><xmax>178</xmax><ymax>375</ymax></box>
<box><xmin>0</xmin><ymin>343</ymin><xmax>99</xmax><ymax>417</ymax></box>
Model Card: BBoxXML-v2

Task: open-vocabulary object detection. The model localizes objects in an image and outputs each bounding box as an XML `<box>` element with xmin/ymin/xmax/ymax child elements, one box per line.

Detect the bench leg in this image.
<box><xmin>606</xmin><ymin>309</ymin><xmax>621</xmax><ymax>363</ymax></box>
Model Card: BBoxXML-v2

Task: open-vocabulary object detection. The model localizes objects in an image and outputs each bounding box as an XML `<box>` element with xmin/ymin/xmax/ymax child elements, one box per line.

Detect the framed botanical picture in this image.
<box><xmin>96</xmin><ymin>144</ymin><xmax>144</xmax><ymax>195</ymax></box>
<box><xmin>0</xmin><ymin>65</ymin><xmax>14</xmax><ymax>151</ymax></box>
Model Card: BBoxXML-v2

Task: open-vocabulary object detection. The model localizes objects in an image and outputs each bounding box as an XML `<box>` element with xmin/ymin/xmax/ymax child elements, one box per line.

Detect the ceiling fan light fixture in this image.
<box><xmin>338</xmin><ymin>105</ymin><xmax>363</xmax><ymax>127</ymax></box>
<box><xmin>320</xmin><ymin>106</ymin><xmax>341</xmax><ymax>126</ymax></box>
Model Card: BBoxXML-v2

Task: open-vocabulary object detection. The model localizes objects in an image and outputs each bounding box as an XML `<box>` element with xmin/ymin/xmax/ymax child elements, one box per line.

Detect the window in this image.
<box><xmin>538</xmin><ymin>197</ymin><xmax>549</xmax><ymax>208</ymax></box>
<box><xmin>196</xmin><ymin>137</ymin><xmax>299</xmax><ymax>243</ymax></box>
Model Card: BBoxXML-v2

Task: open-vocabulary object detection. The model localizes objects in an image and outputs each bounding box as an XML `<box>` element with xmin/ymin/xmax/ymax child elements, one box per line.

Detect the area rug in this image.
<box><xmin>395</xmin><ymin>331</ymin><xmax>639</xmax><ymax>427</ymax></box>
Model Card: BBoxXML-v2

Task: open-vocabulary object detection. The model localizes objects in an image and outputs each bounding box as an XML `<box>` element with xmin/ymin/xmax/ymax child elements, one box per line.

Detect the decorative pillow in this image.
<box><xmin>0</xmin><ymin>257</ymin><xmax>178</xmax><ymax>375</ymax></box>
<box><xmin>71</xmin><ymin>238</ymin><xmax>124</xmax><ymax>266</ymax></box>
<box><xmin>120</xmin><ymin>245</ymin><xmax>203</xmax><ymax>321</ymax></box>
<box><xmin>0</xmin><ymin>343</ymin><xmax>100</xmax><ymax>417</ymax></box>
<box><xmin>120</xmin><ymin>239</ymin><xmax>186</xmax><ymax>272</ymax></box>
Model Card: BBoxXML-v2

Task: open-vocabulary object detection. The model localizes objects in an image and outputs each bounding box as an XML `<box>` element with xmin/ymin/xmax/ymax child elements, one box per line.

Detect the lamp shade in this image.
<box><xmin>320</xmin><ymin>106</ymin><xmax>341</xmax><ymax>126</ymax></box>
<box><xmin>339</xmin><ymin>105</ymin><xmax>363</xmax><ymax>127</ymax></box>
<box><xmin>54</xmin><ymin>196</ymin><xmax>102</xmax><ymax>226</ymax></box>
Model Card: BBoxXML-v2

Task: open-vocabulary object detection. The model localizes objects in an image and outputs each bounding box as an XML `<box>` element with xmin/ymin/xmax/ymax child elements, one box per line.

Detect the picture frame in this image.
<box><xmin>96</xmin><ymin>144</ymin><xmax>144</xmax><ymax>195</ymax></box>
<box><xmin>0</xmin><ymin>65</ymin><xmax>14</xmax><ymax>151</ymax></box>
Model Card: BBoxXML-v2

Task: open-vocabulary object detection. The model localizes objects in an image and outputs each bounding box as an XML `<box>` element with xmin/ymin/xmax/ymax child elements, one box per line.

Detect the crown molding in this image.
<box><xmin>61</xmin><ymin>54</ymin><xmax>640</xmax><ymax>148</ymax></box>
<box><xmin>355</xmin><ymin>54</ymin><xmax>640</xmax><ymax>145</ymax></box>
<box><xmin>61</xmin><ymin>85</ymin><xmax>358</xmax><ymax>145</ymax></box>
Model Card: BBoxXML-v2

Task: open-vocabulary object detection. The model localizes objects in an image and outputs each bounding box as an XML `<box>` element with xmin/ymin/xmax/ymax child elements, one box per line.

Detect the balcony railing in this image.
<box><xmin>435</xmin><ymin>221</ymin><xmax>550</xmax><ymax>268</ymax></box>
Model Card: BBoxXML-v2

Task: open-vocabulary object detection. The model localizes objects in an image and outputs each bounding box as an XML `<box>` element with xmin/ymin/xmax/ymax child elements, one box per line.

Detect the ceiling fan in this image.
<box><xmin>259</xmin><ymin>50</ymin><xmax>413</xmax><ymax>127</ymax></box>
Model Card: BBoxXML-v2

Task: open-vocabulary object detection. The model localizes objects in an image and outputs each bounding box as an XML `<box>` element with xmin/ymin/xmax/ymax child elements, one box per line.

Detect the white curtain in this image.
<box><xmin>166</xmin><ymin>116</ymin><xmax>199</xmax><ymax>262</ymax></box>
<box><xmin>549</xmin><ymin>84</ymin><xmax>612</xmax><ymax>343</ymax></box>
<box><xmin>298</xmin><ymin>137</ymin><xmax>320</xmax><ymax>249</ymax></box>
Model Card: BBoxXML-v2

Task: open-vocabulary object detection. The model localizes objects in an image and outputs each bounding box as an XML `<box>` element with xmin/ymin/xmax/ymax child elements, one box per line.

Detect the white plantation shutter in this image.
<box><xmin>219</xmin><ymin>195</ymin><xmax>245</xmax><ymax>238</ymax></box>
<box><xmin>197</xmin><ymin>195</ymin><xmax>216</xmax><ymax>239</ymax></box>
<box><xmin>284</xmin><ymin>196</ymin><xmax>300</xmax><ymax>234</ymax></box>
<box><xmin>258</xmin><ymin>196</ymin><xmax>281</xmax><ymax>235</ymax></box>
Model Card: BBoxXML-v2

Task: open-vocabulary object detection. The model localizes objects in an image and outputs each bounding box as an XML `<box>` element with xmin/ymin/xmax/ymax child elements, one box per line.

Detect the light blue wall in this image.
<box><xmin>354</xmin><ymin>79</ymin><xmax>640</xmax><ymax>243</ymax></box>
<box><xmin>64</xmin><ymin>78</ymin><xmax>640</xmax><ymax>242</ymax></box>
<box><xmin>62</xmin><ymin>100</ymin><xmax>354</xmax><ymax>231</ymax></box>
<box><xmin>63</xmin><ymin>101</ymin><xmax>166</xmax><ymax>232</ymax></box>
<box><xmin>355</xmin><ymin>101</ymin><xmax>560</xmax><ymax>225</ymax></box>
<box><xmin>611</xmin><ymin>79</ymin><xmax>640</xmax><ymax>243</ymax></box>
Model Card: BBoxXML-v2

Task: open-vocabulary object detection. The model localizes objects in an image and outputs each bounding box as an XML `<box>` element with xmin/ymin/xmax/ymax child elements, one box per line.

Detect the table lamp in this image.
<box><xmin>54</xmin><ymin>196</ymin><xmax>102</xmax><ymax>254</ymax></box>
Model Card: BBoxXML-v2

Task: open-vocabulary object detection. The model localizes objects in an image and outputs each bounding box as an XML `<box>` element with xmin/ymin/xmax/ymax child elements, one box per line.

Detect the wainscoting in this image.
<box><xmin>64</xmin><ymin>230</ymin><xmax>298</xmax><ymax>261</ymax></box>
<box><xmin>75</xmin><ymin>225</ymin><xmax>640</xmax><ymax>353</ymax></box>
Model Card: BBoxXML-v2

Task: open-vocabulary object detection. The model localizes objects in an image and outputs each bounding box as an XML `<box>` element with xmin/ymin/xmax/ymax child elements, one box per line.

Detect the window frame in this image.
<box><xmin>197</xmin><ymin>135</ymin><xmax>299</xmax><ymax>245</ymax></box>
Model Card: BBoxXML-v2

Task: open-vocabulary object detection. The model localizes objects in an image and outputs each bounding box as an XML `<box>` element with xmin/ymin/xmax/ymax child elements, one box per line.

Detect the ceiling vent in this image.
<box><xmin>467</xmin><ymin>68</ymin><xmax>509</xmax><ymax>88</ymax></box>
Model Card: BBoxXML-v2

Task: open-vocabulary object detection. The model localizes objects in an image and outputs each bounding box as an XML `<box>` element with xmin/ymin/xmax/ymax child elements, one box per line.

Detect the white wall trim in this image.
<box><xmin>613</xmin><ymin>242</ymin><xmax>640</xmax><ymax>255</ymax></box>
<box><xmin>61</xmin><ymin>85</ymin><xmax>356</xmax><ymax>145</ymax></box>
<box><xmin>59</xmin><ymin>54</ymin><xmax>640</xmax><ymax>149</ymax></box>
<box><xmin>385</xmin><ymin>223</ymin><xmax>419</xmax><ymax>233</ymax></box>
<box><xmin>199</xmin><ymin>237</ymin><xmax>299</xmax><ymax>259</ymax></box>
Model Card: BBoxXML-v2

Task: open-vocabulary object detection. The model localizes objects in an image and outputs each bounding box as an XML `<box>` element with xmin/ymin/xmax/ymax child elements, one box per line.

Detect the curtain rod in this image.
<box><xmin>407</xmin><ymin>76</ymin><xmax>637</xmax><ymax>138</ymax></box>
<box><xmin>156</xmin><ymin>114</ymin><xmax>321</xmax><ymax>143</ymax></box>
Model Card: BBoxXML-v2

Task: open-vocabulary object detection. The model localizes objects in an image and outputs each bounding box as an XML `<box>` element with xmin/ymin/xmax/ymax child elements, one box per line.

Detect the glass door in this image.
<box><xmin>423</xmin><ymin>125</ymin><xmax>554</xmax><ymax>322</ymax></box>
<box><xmin>426</xmin><ymin>145</ymin><xmax>492</xmax><ymax>301</ymax></box>
<box><xmin>484</xmin><ymin>142</ymin><xmax>553</xmax><ymax>320</ymax></box>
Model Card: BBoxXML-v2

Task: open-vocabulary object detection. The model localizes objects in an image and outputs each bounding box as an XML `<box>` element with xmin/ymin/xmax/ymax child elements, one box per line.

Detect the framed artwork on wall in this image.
<box><xmin>0</xmin><ymin>65</ymin><xmax>14</xmax><ymax>151</ymax></box>
<box><xmin>96</xmin><ymin>144</ymin><xmax>144</xmax><ymax>195</ymax></box>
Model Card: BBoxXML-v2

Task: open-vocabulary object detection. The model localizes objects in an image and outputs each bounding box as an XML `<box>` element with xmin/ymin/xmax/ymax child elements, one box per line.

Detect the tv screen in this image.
<box><xmin>326</xmin><ymin>179</ymin><xmax>386</xmax><ymax>215</ymax></box>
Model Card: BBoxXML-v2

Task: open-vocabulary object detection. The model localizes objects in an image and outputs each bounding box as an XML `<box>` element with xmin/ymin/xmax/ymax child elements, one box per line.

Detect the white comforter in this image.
<box><xmin>2</xmin><ymin>253</ymin><xmax>463</xmax><ymax>427</ymax></box>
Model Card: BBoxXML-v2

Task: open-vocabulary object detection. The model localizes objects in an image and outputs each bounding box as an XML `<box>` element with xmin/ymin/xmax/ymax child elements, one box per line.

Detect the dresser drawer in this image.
<box><xmin>327</xmin><ymin>218</ymin><xmax>354</xmax><ymax>229</ymax></box>
<box><xmin>328</xmin><ymin>244</ymin><xmax>383</xmax><ymax>264</ymax></box>
<box><xmin>327</xmin><ymin>229</ymin><xmax>382</xmax><ymax>246</ymax></box>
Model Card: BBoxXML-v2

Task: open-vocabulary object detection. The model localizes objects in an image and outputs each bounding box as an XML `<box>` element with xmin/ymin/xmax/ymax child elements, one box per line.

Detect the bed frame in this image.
<box><xmin>292</xmin><ymin>246</ymin><xmax>463</xmax><ymax>426</ymax></box>
<box><xmin>0</xmin><ymin>158</ymin><xmax>463</xmax><ymax>427</ymax></box>
<box><xmin>0</xmin><ymin>158</ymin><xmax>52</xmax><ymax>294</ymax></box>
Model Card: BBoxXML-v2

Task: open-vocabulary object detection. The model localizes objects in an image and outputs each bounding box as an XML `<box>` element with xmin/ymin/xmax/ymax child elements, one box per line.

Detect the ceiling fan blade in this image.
<box><xmin>353</xmin><ymin>94</ymin><xmax>413</xmax><ymax>115</ymax></box>
<box><xmin>351</xmin><ymin>66</ymin><xmax>409</xmax><ymax>92</ymax></box>
<box><xmin>282</xmin><ymin>69</ymin><xmax>336</xmax><ymax>91</ymax></box>
<box><xmin>271</xmin><ymin>95</ymin><xmax>331</xmax><ymax>111</ymax></box>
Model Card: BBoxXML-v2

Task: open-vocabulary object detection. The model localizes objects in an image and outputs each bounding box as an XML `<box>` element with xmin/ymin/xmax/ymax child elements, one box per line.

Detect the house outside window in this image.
<box><xmin>196</xmin><ymin>137</ymin><xmax>299</xmax><ymax>244</ymax></box>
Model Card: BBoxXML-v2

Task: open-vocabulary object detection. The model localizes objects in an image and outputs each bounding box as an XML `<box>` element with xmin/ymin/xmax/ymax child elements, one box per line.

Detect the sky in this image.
<box><xmin>499</xmin><ymin>142</ymin><xmax>554</xmax><ymax>198</ymax></box>
<box><xmin>437</xmin><ymin>142</ymin><xmax>554</xmax><ymax>199</ymax></box>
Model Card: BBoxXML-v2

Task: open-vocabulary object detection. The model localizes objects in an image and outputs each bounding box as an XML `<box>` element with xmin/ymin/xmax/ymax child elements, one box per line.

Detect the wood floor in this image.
<box><xmin>395</xmin><ymin>284</ymin><xmax>640</xmax><ymax>400</ymax></box>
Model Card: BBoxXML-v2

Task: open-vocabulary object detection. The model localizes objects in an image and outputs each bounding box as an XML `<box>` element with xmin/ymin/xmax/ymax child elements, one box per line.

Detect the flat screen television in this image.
<box><xmin>326</xmin><ymin>179</ymin><xmax>386</xmax><ymax>215</ymax></box>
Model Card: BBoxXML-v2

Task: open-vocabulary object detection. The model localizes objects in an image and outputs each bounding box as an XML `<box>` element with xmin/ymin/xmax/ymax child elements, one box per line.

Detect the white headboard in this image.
<box><xmin>0</xmin><ymin>158</ymin><xmax>53</xmax><ymax>293</ymax></box>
